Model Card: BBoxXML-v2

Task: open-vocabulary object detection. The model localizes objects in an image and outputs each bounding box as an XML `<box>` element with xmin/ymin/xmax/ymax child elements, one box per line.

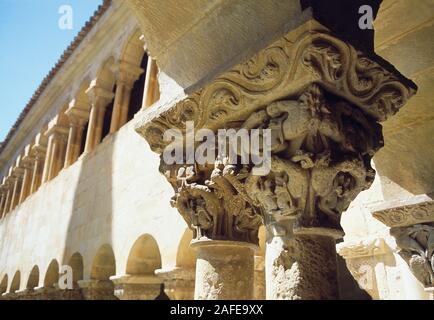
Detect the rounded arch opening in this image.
<box><xmin>10</xmin><ymin>271</ymin><xmax>20</xmax><ymax>293</ymax></box>
<box><xmin>26</xmin><ymin>266</ymin><xmax>40</xmax><ymax>290</ymax></box>
<box><xmin>91</xmin><ymin>244</ymin><xmax>116</xmax><ymax>280</ymax></box>
<box><xmin>176</xmin><ymin>229</ymin><xmax>196</xmax><ymax>268</ymax></box>
<box><xmin>44</xmin><ymin>259</ymin><xmax>59</xmax><ymax>288</ymax></box>
<box><xmin>126</xmin><ymin>234</ymin><xmax>162</xmax><ymax>275</ymax></box>
<box><xmin>0</xmin><ymin>275</ymin><xmax>8</xmax><ymax>294</ymax></box>
<box><xmin>68</xmin><ymin>252</ymin><xmax>84</xmax><ymax>284</ymax></box>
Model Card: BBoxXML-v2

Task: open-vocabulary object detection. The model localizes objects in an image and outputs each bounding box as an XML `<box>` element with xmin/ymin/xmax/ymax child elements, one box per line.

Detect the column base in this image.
<box><xmin>155</xmin><ymin>267</ymin><xmax>195</xmax><ymax>300</ymax></box>
<box><xmin>191</xmin><ymin>239</ymin><xmax>257</xmax><ymax>300</ymax></box>
<box><xmin>110</xmin><ymin>275</ymin><xmax>161</xmax><ymax>300</ymax></box>
<box><xmin>78</xmin><ymin>280</ymin><xmax>117</xmax><ymax>300</ymax></box>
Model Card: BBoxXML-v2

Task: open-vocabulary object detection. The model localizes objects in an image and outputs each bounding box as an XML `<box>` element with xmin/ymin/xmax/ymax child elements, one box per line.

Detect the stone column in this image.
<box><xmin>193</xmin><ymin>240</ymin><xmax>256</xmax><ymax>300</ymax></box>
<box><xmin>65</xmin><ymin>99</ymin><xmax>90</xmax><ymax>167</ymax></box>
<box><xmin>155</xmin><ymin>267</ymin><xmax>195</xmax><ymax>300</ymax></box>
<box><xmin>110</xmin><ymin>61</ymin><xmax>143</xmax><ymax>133</ymax></box>
<box><xmin>373</xmin><ymin>197</ymin><xmax>434</xmax><ymax>298</ymax></box>
<box><xmin>9</xmin><ymin>169</ymin><xmax>23</xmax><ymax>212</ymax></box>
<box><xmin>42</xmin><ymin>115</ymin><xmax>69</xmax><ymax>183</ymax></box>
<box><xmin>1</xmin><ymin>180</ymin><xmax>12</xmax><ymax>217</ymax></box>
<box><xmin>110</xmin><ymin>275</ymin><xmax>161</xmax><ymax>300</ymax></box>
<box><xmin>137</xmin><ymin>20</ymin><xmax>416</xmax><ymax>300</ymax></box>
<box><xmin>141</xmin><ymin>57</ymin><xmax>159</xmax><ymax>109</ymax></box>
<box><xmin>0</xmin><ymin>188</ymin><xmax>6</xmax><ymax>218</ymax></box>
<box><xmin>19</xmin><ymin>144</ymin><xmax>35</xmax><ymax>204</ymax></box>
<box><xmin>78</xmin><ymin>280</ymin><xmax>117</xmax><ymax>300</ymax></box>
<box><xmin>84</xmin><ymin>84</ymin><xmax>114</xmax><ymax>153</ymax></box>
<box><xmin>30</xmin><ymin>132</ymin><xmax>47</xmax><ymax>193</ymax></box>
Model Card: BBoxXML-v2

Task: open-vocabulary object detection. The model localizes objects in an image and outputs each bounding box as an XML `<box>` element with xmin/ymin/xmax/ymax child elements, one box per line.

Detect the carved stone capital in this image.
<box><xmin>373</xmin><ymin>197</ymin><xmax>434</xmax><ymax>288</ymax></box>
<box><xmin>137</xmin><ymin>20</ymin><xmax>416</xmax><ymax>244</ymax></box>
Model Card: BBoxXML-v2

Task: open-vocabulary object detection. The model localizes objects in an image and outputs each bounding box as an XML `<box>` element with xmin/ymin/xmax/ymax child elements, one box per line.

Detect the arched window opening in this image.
<box><xmin>127</xmin><ymin>54</ymin><xmax>149</xmax><ymax>122</ymax></box>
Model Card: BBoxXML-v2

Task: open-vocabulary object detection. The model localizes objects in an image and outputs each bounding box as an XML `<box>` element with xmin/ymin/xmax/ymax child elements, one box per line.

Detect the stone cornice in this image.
<box><xmin>372</xmin><ymin>196</ymin><xmax>434</xmax><ymax>228</ymax></box>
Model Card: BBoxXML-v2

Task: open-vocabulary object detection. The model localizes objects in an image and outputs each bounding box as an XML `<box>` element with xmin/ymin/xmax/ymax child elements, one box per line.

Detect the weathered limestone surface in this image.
<box><xmin>192</xmin><ymin>240</ymin><xmax>256</xmax><ymax>300</ymax></box>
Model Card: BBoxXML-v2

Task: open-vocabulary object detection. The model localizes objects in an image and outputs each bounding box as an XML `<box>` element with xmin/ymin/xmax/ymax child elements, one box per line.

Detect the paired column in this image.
<box><xmin>84</xmin><ymin>84</ymin><xmax>114</xmax><ymax>153</ymax></box>
<box><xmin>1</xmin><ymin>178</ymin><xmax>12</xmax><ymax>218</ymax></box>
<box><xmin>19</xmin><ymin>144</ymin><xmax>35</xmax><ymax>204</ymax></box>
<box><xmin>42</xmin><ymin>115</ymin><xmax>69</xmax><ymax>183</ymax></box>
<box><xmin>110</xmin><ymin>61</ymin><xmax>143</xmax><ymax>133</ymax></box>
<box><xmin>9</xmin><ymin>166</ymin><xmax>23</xmax><ymax>212</ymax></box>
<box><xmin>137</xmin><ymin>20</ymin><xmax>416</xmax><ymax>300</ymax></box>
<box><xmin>65</xmin><ymin>98</ymin><xmax>90</xmax><ymax>167</ymax></box>
<box><xmin>0</xmin><ymin>185</ymin><xmax>7</xmax><ymax>219</ymax></box>
<box><xmin>29</xmin><ymin>132</ymin><xmax>47</xmax><ymax>194</ymax></box>
<box><xmin>373</xmin><ymin>198</ymin><xmax>434</xmax><ymax>299</ymax></box>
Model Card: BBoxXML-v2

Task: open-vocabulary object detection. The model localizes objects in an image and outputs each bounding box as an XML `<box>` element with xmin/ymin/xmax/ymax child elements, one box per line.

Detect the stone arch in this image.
<box><xmin>91</xmin><ymin>244</ymin><xmax>116</xmax><ymax>280</ymax></box>
<box><xmin>126</xmin><ymin>234</ymin><xmax>162</xmax><ymax>275</ymax></box>
<box><xmin>26</xmin><ymin>265</ymin><xmax>40</xmax><ymax>289</ymax></box>
<box><xmin>120</xmin><ymin>29</ymin><xmax>146</xmax><ymax>67</ymax></box>
<box><xmin>44</xmin><ymin>259</ymin><xmax>59</xmax><ymax>288</ymax></box>
<box><xmin>68</xmin><ymin>252</ymin><xmax>84</xmax><ymax>284</ymax></box>
<box><xmin>0</xmin><ymin>274</ymin><xmax>7</xmax><ymax>294</ymax></box>
<box><xmin>94</xmin><ymin>57</ymin><xmax>117</xmax><ymax>92</ymax></box>
<box><xmin>176</xmin><ymin>229</ymin><xmax>196</xmax><ymax>268</ymax></box>
<box><xmin>10</xmin><ymin>271</ymin><xmax>20</xmax><ymax>293</ymax></box>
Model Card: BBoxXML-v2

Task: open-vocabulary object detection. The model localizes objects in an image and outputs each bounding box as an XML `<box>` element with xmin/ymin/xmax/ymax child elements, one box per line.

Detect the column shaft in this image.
<box><xmin>64</xmin><ymin>124</ymin><xmax>78</xmax><ymax>168</ymax></box>
<box><xmin>19</xmin><ymin>168</ymin><xmax>31</xmax><ymax>204</ymax></box>
<box><xmin>142</xmin><ymin>58</ymin><xmax>159</xmax><ymax>109</ymax></box>
<box><xmin>42</xmin><ymin>135</ymin><xmax>55</xmax><ymax>183</ymax></box>
<box><xmin>192</xmin><ymin>240</ymin><xmax>256</xmax><ymax>300</ymax></box>
<box><xmin>30</xmin><ymin>156</ymin><xmax>44</xmax><ymax>194</ymax></box>
<box><xmin>110</xmin><ymin>83</ymin><xmax>125</xmax><ymax>133</ymax></box>
<box><xmin>0</xmin><ymin>193</ymin><xmax>6</xmax><ymax>218</ymax></box>
<box><xmin>2</xmin><ymin>188</ymin><xmax>11</xmax><ymax>217</ymax></box>
<box><xmin>84</xmin><ymin>106</ymin><xmax>99</xmax><ymax>153</ymax></box>
<box><xmin>9</xmin><ymin>178</ymin><xmax>21</xmax><ymax>212</ymax></box>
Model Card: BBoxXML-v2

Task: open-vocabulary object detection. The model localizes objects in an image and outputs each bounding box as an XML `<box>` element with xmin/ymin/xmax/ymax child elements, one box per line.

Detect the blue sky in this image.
<box><xmin>0</xmin><ymin>0</ymin><xmax>103</xmax><ymax>141</ymax></box>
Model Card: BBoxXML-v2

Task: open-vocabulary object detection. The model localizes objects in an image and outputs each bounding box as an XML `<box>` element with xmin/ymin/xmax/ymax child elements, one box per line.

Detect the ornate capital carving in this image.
<box><xmin>137</xmin><ymin>20</ymin><xmax>416</xmax><ymax>244</ymax></box>
<box><xmin>373</xmin><ymin>198</ymin><xmax>434</xmax><ymax>288</ymax></box>
<box><xmin>391</xmin><ymin>223</ymin><xmax>434</xmax><ymax>288</ymax></box>
<box><xmin>337</xmin><ymin>238</ymin><xmax>390</xmax><ymax>259</ymax></box>
<box><xmin>373</xmin><ymin>200</ymin><xmax>434</xmax><ymax>228</ymax></box>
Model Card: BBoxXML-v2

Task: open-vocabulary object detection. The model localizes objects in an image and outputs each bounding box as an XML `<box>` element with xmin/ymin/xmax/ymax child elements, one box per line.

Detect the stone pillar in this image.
<box><xmin>42</xmin><ymin>115</ymin><xmax>69</xmax><ymax>183</ymax></box>
<box><xmin>110</xmin><ymin>61</ymin><xmax>143</xmax><ymax>133</ymax></box>
<box><xmin>137</xmin><ymin>20</ymin><xmax>416</xmax><ymax>300</ymax></box>
<box><xmin>0</xmin><ymin>188</ymin><xmax>6</xmax><ymax>219</ymax></box>
<box><xmin>84</xmin><ymin>84</ymin><xmax>114</xmax><ymax>153</ymax></box>
<box><xmin>78</xmin><ymin>279</ymin><xmax>117</xmax><ymax>300</ymax></box>
<box><xmin>141</xmin><ymin>57</ymin><xmax>159</xmax><ymax>109</ymax></box>
<box><xmin>110</xmin><ymin>275</ymin><xmax>161</xmax><ymax>300</ymax></box>
<box><xmin>9</xmin><ymin>172</ymin><xmax>22</xmax><ymax>212</ymax></box>
<box><xmin>155</xmin><ymin>267</ymin><xmax>195</xmax><ymax>300</ymax></box>
<box><xmin>30</xmin><ymin>133</ymin><xmax>47</xmax><ymax>193</ymax></box>
<box><xmin>19</xmin><ymin>144</ymin><xmax>35</xmax><ymax>204</ymax></box>
<box><xmin>1</xmin><ymin>180</ymin><xmax>12</xmax><ymax>217</ymax></box>
<box><xmin>373</xmin><ymin>197</ymin><xmax>434</xmax><ymax>297</ymax></box>
<box><xmin>65</xmin><ymin>99</ymin><xmax>90</xmax><ymax>167</ymax></box>
<box><xmin>192</xmin><ymin>240</ymin><xmax>256</xmax><ymax>300</ymax></box>
<box><xmin>253</xmin><ymin>255</ymin><xmax>265</xmax><ymax>300</ymax></box>
<box><xmin>425</xmin><ymin>287</ymin><xmax>434</xmax><ymax>300</ymax></box>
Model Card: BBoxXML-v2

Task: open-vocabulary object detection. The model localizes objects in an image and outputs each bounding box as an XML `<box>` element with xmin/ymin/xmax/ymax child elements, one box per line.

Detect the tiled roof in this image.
<box><xmin>0</xmin><ymin>0</ymin><xmax>112</xmax><ymax>155</ymax></box>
